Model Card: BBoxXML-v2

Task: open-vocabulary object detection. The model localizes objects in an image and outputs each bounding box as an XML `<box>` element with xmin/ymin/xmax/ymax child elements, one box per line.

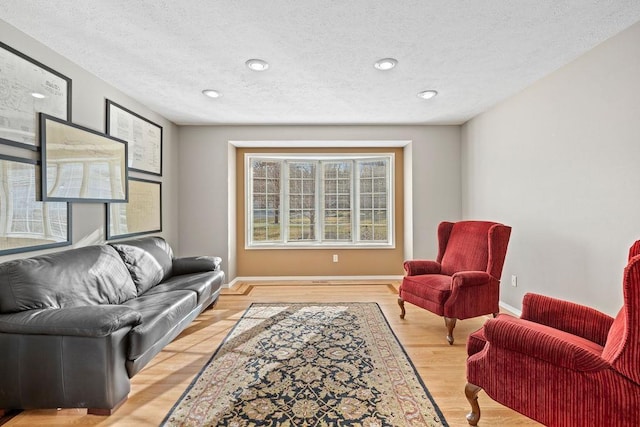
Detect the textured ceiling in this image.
<box><xmin>1</xmin><ymin>1</ymin><xmax>640</xmax><ymax>125</ymax></box>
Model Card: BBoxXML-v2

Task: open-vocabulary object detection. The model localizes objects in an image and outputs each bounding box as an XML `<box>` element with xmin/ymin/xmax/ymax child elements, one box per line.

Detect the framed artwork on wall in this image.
<box><xmin>0</xmin><ymin>154</ymin><xmax>71</xmax><ymax>255</ymax></box>
<box><xmin>0</xmin><ymin>41</ymin><xmax>71</xmax><ymax>151</ymax></box>
<box><xmin>106</xmin><ymin>100</ymin><xmax>162</xmax><ymax>176</ymax></box>
<box><xmin>106</xmin><ymin>177</ymin><xmax>161</xmax><ymax>240</ymax></box>
<box><xmin>40</xmin><ymin>113</ymin><xmax>128</xmax><ymax>203</ymax></box>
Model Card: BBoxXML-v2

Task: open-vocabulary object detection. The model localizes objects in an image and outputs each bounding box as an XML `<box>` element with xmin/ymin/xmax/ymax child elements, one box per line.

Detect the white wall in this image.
<box><xmin>0</xmin><ymin>21</ymin><xmax>180</xmax><ymax>260</ymax></box>
<box><xmin>462</xmin><ymin>22</ymin><xmax>640</xmax><ymax>315</ymax></box>
<box><xmin>178</xmin><ymin>125</ymin><xmax>461</xmax><ymax>281</ymax></box>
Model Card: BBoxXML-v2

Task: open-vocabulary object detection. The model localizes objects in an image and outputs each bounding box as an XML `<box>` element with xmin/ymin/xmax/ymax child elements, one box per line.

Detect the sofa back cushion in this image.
<box><xmin>110</xmin><ymin>236</ymin><xmax>173</xmax><ymax>295</ymax></box>
<box><xmin>0</xmin><ymin>245</ymin><xmax>137</xmax><ymax>313</ymax></box>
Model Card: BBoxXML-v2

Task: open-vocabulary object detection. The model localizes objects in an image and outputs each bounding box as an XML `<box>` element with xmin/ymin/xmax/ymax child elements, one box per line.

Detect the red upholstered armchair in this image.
<box><xmin>398</xmin><ymin>221</ymin><xmax>511</xmax><ymax>344</ymax></box>
<box><xmin>465</xmin><ymin>241</ymin><xmax>640</xmax><ymax>426</ymax></box>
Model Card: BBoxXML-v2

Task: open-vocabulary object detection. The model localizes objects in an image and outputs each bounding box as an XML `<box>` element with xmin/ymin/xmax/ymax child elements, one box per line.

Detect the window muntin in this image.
<box><xmin>323</xmin><ymin>161</ymin><xmax>352</xmax><ymax>242</ymax></box>
<box><xmin>247</xmin><ymin>154</ymin><xmax>393</xmax><ymax>248</ymax></box>
<box><xmin>250</xmin><ymin>160</ymin><xmax>281</xmax><ymax>242</ymax></box>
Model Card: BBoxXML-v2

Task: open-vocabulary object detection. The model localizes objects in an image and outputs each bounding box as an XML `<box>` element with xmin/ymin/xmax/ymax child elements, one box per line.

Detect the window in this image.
<box><xmin>246</xmin><ymin>154</ymin><xmax>394</xmax><ymax>248</ymax></box>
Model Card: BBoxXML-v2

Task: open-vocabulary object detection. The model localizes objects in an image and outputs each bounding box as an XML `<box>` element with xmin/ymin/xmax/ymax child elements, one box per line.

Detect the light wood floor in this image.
<box><xmin>2</xmin><ymin>282</ymin><xmax>541</xmax><ymax>426</ymax></box>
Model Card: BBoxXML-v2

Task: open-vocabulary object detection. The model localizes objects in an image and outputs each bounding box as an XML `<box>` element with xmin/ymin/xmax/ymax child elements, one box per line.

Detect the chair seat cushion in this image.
<box><xmin>401</xmin><ymin>274</ymin><xmax>452</xmax><ymax>306</ymax></box>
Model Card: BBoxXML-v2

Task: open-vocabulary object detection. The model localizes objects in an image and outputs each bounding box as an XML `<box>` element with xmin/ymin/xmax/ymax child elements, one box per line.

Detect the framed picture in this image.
<box><xmin>0</xmin><ymin>154</ymin><xmax>71</xmax><ymax>255</ymax></box>
<box><xmin>106</xmin><ymin>100</ymin><xmax>162</xmax><ymax>176</ymax></box>
<box><xmin>0</xmin><ymin>41</ymin><xmax>71</xmax><ymax>151</ymax></box>
<box><xmin>106</xmin><ymin>177</ymin><xmax>161</xmax><ymax>239</ymax></box>
<box><xmin>40</xmin><ymin>113</ymin><xmax>128</xmax><ymax>202</ymax></box>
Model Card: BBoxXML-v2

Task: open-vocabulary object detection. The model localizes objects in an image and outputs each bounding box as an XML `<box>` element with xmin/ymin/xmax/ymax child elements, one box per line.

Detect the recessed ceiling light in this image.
<box><xmin>31</xmin><ymin>92</ymin><xmax>46</xmax><ymax>99</ymax></box>
<box><xmin>246</xmin><ymin>59</ymin><xmax>269</xmax><ymax>71</ymax></box>
<box><xmin>374</xmin><ymin>58</ymin><xmax>398</xmax><ymax>71</ymax></box>
<box><xmin>202</xmin><ymin>89</ymin><xmax>221</xmax><ymax>98</ymax></box>
<box><xmin>417</xmin><ymin>90</ymin><xmax>438</xmax><ymax>100</ymax></box>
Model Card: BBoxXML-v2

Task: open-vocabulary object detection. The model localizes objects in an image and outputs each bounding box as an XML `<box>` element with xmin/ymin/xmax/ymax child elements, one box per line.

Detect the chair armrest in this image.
<box><xmin>484</xmin><ymin>316</ymin><xmax>611</xmax><ymax>372</ymax></box>
<box><xmin>403</xmin><ymin>260</ymin><xmax>441</xmax><ymax>276</ymax></box>
<box><xmin>451</xmin><ymin>271</ymin><xmax>491</xmax><ymax>287</ymax></box>
<box><xmin>521</xmin><ymin>293</ymin><xmax>614</xmax><ymax>346</ymax></box>
<box><xmin>172</xmin><ymin>256</ymin><xmax>222</xmax><ymax>276</ymax></box>
<box><xmin>0</xmin><ymin>305</ymin><xmax>142</xmax><ymax>337</ymax></box>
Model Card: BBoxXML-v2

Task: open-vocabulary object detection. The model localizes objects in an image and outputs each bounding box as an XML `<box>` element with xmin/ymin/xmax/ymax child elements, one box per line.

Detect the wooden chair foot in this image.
<box><xmin>492</xmin><ymin>312</ymin><xmax>499</xmax><ymax>318</ymax></box>
<box><xmin>465</xmin><ymin>382</ymin><xmax>482</xmax><ymax>426</ymax></box>
<box><xmin>444</xmin><ymin>317</ymin><xmax>456</xmax><ymax>345</ymax></box>
<box><xmin>398</xmin><ymin>298</ymin><xmax>406</xmax><ymax>319</ymax></box>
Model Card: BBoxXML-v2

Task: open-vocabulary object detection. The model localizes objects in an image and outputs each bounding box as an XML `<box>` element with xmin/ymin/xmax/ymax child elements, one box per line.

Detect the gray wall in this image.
<box><xmin>461</xmin><ymin>21</ymin><xmax>640</xmax><ymax>315</ymax></box>
<box><xmin>0</xmin><ymin>21</ymin><xmax>180</xmax><ymax>261</ymax></box>
<box><xmin>178</xmin><ymin>125</ymin><xmax>461</xmax><ymax>281</ymax></box>
<box><xmin>14</xmin><ymin>12</ymin><xmax>635</xmax><ymax>316</ymax></box>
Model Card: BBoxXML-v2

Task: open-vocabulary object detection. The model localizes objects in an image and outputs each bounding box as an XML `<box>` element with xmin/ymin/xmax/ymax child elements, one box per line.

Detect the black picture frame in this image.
<box><xmin>0</xmin><ymin>153</ymin><xmax>71</xmax><ymax>255</ymax></box>
<box><xmin>106</xmin><ymin>177</ymin><xmax>162</xmax><ymax>240</ymax></box>
<box><xmin>0</xmin><ymin>41</ymin><xmax>72</xmax><ymax>151</ymax></box>
<box><xmin>40</xmin><ymin>113</ymin><xmax>128</xmax><ymax>203</ymax></box>
<box><xmin>106</xmin><ymin>100</ymin><xmax>163</xmax><ymax>176</ymax></box>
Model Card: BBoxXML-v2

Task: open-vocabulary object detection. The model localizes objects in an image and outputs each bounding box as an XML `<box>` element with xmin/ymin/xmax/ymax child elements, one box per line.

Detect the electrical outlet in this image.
<box><xmin>333</xmin><ymin>254</ymin><xmax>339</xmax><ymax>263</ymax></box>
<box><xmin>511</xmin><ymin>275</ymin><xmax>518</xmax><ymax>287</ymax></box>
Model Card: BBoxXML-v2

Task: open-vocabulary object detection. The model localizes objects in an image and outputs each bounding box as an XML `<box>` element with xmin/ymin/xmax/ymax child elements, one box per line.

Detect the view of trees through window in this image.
<box><xmin>247</xmin><ymin>154</ymin><xmax>393</xmax><ymax>247</ymax></box>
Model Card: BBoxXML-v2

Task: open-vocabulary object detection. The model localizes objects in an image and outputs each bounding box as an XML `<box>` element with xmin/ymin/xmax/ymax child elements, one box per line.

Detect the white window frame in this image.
<box><xmin>245</xmin><ymin>153</ymin><xmax>394</xmax><ymax>249</ymax></box>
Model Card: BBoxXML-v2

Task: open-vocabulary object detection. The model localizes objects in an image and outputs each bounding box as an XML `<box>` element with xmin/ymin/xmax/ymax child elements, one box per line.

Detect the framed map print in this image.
<box><xmin>106</xmin><ymin>177</ymin><xmax>161</xmax><ymax>239</ymax></box>
<box><xmin>0</xmin><ymin>154</ymin><xmax>71</xmax><ymax>255</ymax></box>
<box><xmin>40</xmin><ymin>113</ymin><xmax>128</xmax><ymax>203</ymax></box>
<box><xmin>0</xmin><ymin>41</ymin><xmax>71</xmax><ymax>150</ymax></box>
<box><xmin>106</xmin><ymin>100</ymin><xmax>162</xmax><ymax>176</ymax></box>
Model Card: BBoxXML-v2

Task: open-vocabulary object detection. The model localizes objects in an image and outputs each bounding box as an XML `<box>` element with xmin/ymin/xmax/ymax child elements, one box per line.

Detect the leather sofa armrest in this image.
<box><xmin>172</xmin><ymin>256</ymin><xmax>222</xmax><ymax>276</ymax></box>
<box><xmin>0</xmin><ymin>305</ymin><xmax>142</xmax><ymax>337</ymax></box>
<box><xmin>483</xmin><ymin>316</ymin><xmax>610</xmax><ymax>372</ymax></box>
<box><xmin>521</xmin><ymin>293</ymin><xmax>614</xmax><ymax>346</ymax></box>
<box><xmin>403</xmin><ymin>260</ymin><xmax>441</xmax><ymax>276</ymax></box>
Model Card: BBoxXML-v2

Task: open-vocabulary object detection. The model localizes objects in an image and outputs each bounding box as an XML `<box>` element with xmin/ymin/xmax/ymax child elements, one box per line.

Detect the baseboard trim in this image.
<box><xmin>499</xmin><ymin>301</ymin><xmax>522</xmax><ymax>317</ymax></box>
<box><xmin>225</xmin><ymin>275</ymin><xmax>404</xmax><ymax>289</ymax></box>
<box><xmin>225</xmin><ymin>280</ymin><xmax>524</xmax><ymax>318</ymax></box>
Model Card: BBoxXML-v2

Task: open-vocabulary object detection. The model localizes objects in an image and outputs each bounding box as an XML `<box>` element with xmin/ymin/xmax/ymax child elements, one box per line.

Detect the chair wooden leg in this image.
<box><xmin>398</xmin><ymin>298</ymin><xmax>406</xmax><ymax>319</ymax></box>
<box><xmin>464</xmin><ymin>383</ymin><xmax>482</xmax><ymax>426</ymax></box>
<box><xmin>465</xmin><ymin>382</ymin><xmax>482</xmax><ymax>426</ymax></box>
<box><xmin>493</xmin><ymin>312</ymin><xmax>499</xmax><ymax>318</ymax></box>
<box><xmin>444</xmin><ymin>317</ymin><xmax>456</xmax><ymax>345</ymax></box>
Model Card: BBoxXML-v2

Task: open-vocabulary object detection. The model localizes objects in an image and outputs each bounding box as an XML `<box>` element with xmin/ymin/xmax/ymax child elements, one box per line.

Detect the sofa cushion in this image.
<box><xmin>110</xmin><ymin>237</ymin><xmax>174</xmax><ymax>295</ymax></box>
<box><xmin>0</xmin><ymin>245</ymin><xmax>137</xmax><ymax>313</ymax></box>
<box><xmin>144</xmin><ymin>270</ymin><xmax>225</xmax><ymax>305</ymax></box>
<box><xmin>122</xmin><ymin>290</ymin><xmax>197</xmax><ymax>360</ymax></box>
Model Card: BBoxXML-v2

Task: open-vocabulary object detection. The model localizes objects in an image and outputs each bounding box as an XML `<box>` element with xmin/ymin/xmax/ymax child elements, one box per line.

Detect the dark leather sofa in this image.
<box><xmin>0</xmin><ymin>236</ymin><xmax>224</xmax><ymax>415</ymax></box>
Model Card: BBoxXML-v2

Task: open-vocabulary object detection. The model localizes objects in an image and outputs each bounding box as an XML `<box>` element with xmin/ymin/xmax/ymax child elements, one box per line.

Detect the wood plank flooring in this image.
<box><xmin>2</xmin><ymin>282</ymin><xmax>541</xmax><ymax>426</ymax></box>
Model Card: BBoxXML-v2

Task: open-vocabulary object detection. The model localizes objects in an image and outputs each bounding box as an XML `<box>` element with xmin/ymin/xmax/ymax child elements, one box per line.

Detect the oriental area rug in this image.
<box><xmin>162</xmin><ymin>302</ymin><xmax>448</xmax><ymax>426</ymax></box>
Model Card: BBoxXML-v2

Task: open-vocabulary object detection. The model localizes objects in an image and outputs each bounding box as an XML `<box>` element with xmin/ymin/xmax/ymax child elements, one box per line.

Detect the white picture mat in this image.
<box><xmin>43</xmin><ymin>116</ymin><xmax>127</xmax><ymax>202</ymax></box>
<box><xmin>107</xmin><ymin>101</ymin><xmax>162</xmax><ymax>175</ymax></box>
<box><xmin>108</xmin><ymin>178</ymin><xmax>161</xmax><ymax>238</ymax></box>
<box><xmin>0</xmin><ymin>43</ymin><xmax>69</xmax><ymax>147</ymax></box>
<box><xmin>0</xmin><ymin>156</ymin><xmax>69</xmax><ymax>254</ymax></box>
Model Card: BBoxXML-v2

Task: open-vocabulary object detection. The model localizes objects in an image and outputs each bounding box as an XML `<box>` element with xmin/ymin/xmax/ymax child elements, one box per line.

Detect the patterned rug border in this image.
<box><xmin>161</xmin><ymin>302</ymin><xmax>449</xmax><ymax>426</ymax></box>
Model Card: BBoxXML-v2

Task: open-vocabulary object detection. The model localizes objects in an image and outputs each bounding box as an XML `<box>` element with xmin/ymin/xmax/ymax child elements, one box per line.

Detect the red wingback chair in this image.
<box><xmin>398</xmin><ymin>221</ymin><xmax>511</xmax><ymax>344</ymax></box>
<box><xmin>464</xmin><ymin>240</ymin><xmax>640</xmax><ymax>426</ymax></box>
